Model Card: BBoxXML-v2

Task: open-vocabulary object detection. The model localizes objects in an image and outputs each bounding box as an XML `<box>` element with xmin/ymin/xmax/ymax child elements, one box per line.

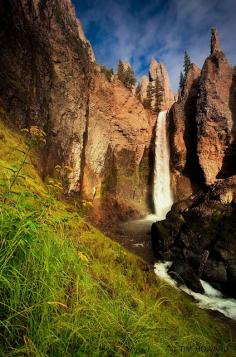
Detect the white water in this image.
<box><xmin>155</xmin><ymin>262</ymin><xmax>236</xmax><ymax>320</ymax></box>
<box><xmin>153</xmin><ymin>110</ymin><xmax>173</xmax><ymax>220</ymax></box>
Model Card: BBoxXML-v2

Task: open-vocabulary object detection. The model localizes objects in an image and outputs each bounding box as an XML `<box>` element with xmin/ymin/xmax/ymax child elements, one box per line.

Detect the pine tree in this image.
<box><xmin>135</xmin><ymin>82</ymin><xmax>141</xmax><ymax>100</ymax></box>
<box><xmin>155</xmin><ymin>76</ymin><xmax>164</xmax><ymax>113</ymax></box>
<box><xmin>117</xmin><ymin>60</ymin><xmax>125</xmax><ymax>82</ymax></box>
<box><xmin>117</xmin><ymin>60</ymin><xmax>136</xmax><ymax>89</ymax></box>
<box><xmin>179</xmin><ymin>51</ymin><xmax>192</xmax><ymax>91</ymax></box>
<box><xmin>143</xmin><ymin>82</ymin><xmax>155</xmax><ymax>109</ymax></box>
<box><xmin>183</xmin><ymin>51</ymin><xmax>192</xmax><ymax>81</ymax></box>
<box><xmin>179</xmin><ymin>71</ymin><xmax>185</xmax><ymax>90</ymax></box>
<box><xmin>124</xmin><ymin>66</ymin><xmax>136</xmax><ymax>89</ymax></box>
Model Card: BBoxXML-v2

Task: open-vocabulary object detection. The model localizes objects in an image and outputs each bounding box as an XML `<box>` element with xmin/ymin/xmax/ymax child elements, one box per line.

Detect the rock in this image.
<box><xmin>139</xmin><ymin>75</ymin><xmax>149</xmax><ymax>102</ymax></box>
<box><xmin>214</xmin><ymin>240</ymin><xmax>236</xmax><ymax>262</ymax></box>
<box><xmin>168</xmin><ymin>64</ymin><xmax>203</xmax><ymax>200</ymax></box>
<box><xmin>203</xmin><ymin>260</ymin><xmax>227</xmax><ymax>283</ymax></box>
<box><xmin>196</xmin><ymin>32</ymin><xmax>234</xmax><ymax>185</ymax></box>
<box><xmin>0</xmin><ymin>0</ymin><xmax>93</xmax><ymax>190</ymax></box>
<box><xmin>168</xmin><ymin>261</ymin><xmax>204</xmax><ymax>294</ymax></box>
<box><xmin>82</xmin><ymin>73</ymin><xmax>156</xmax><ymax>213</ymax></box>
<box><xmin>211</xmin><ymin>28</ymin><xmax>220</xmax><ymax>54</ymax></box>
<box><xmin>149</xmin><ymin>58</ymin><xmax>174</xmax><ymax>110</ymax></box>
<box><xmin>151</xmin><ymin>221</ymin><xmax>175</xmax><ymax>255</ymax></box>
<box><xmin>0</xmin><ymin>0</ymin><xmax>157</xmax><ymax>218</ymax></box>
<box><xmin>227</xmin><ymin>264</ymin><xmax>236</xmax><ymax>279</ymax></box>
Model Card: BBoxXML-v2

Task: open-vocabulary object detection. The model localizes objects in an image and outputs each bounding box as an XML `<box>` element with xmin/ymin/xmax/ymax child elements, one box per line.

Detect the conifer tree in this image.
<box><xmin>117</xmin><ymin>60</ymin><xmax>136</xmax><ymax>89</ymax></box>
<box><xmin>117</xmin><ymin>60</ymin><xmax>125</xmax><ymax>82</ymax></box>
<box><xmin>155</xmin><ymin>76</ymin><xmax>164</xmax><ymax>113</ymax></box>
<box><xmin>179</xmin><ymin>51</ymin><xmax>192</xmax><ymax>90</ymax></box>
<box><xmin>126</xmin><ymin>66</ymin><xmax>136</xmax><ymax>88</ymax></box>
<box><xmin>183</xmin><ymin>51</ymin><xmax>192</xmax><ymax>81</ymax></box>
<box><xmin>143</xmin><ymin>82</ymin><xmax>155</xmax><ymax>109</ymax></box>
<box><xmin>179</xmin><ymin>71</ymin><xmax>185</xmax><ymax>90</ymax></box>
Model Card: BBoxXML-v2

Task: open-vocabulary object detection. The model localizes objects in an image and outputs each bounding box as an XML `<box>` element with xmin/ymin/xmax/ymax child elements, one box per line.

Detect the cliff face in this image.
<box><xmin>169</xmin><ymin>30</ymin><xmax>236</xmax><ymax>199</ymax></box>
<box><xmin>168</xmin><ymin>64</ymin><xmax>202</xmax><ymax>200</ymax></box>
<box><xmin>82</xmin><ymin>70</ymin><xmax>156</xmax><ymax>215</ymax></box>
<box><xmin>196</xmin><ymin>30</ymin><xmax>236</xmax><ymax>184</ymax></box>
<box><xmin>0</xmin><ymin>0</ymin><xmax>156</xmax><ymax>216</ymax></box>
<box><xmin>138</xmin><ymin>59</ymin><xmax>174</xmax><ymax>111</ymax></box>
<box><xmin>0</xmin><ymin>0</ymin><xmax>94</xmax><ymax>189</ymax></box>
<box><xmin>149</xmin><ymin>59</ymin><xmax>174</xmax><ymax>110</ymax></box>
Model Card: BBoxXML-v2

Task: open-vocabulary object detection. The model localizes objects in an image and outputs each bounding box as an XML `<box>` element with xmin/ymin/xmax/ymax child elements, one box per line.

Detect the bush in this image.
<box><xmin>100</xmin><ymin>65</ymin><xmax>114</xmax><ymax>82</ymax></box>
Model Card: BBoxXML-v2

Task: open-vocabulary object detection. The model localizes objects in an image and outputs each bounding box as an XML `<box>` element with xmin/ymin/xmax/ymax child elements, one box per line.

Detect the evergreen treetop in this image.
<box><xmin>183</xmin><ymin>51</ymin><xmax>192</xmax><ymax>81</ymax></box>
<box><xmin>117</xmin><ymin>60</ymin><xmax>136</xmax><ymax>89</ymax></box>
<box><xmin>179</xmin><ymin>71</ymin><xmax>185</xmax><ymax>91</ymax></box>
<box><xmin>155</xmin><ymin>76</ymin><xmax>164</xmax><ymax>113</ymax></box>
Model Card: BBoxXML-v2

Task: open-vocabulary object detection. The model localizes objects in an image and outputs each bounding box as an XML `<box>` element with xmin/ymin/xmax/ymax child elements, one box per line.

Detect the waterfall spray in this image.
<box><xmin>153</xmin><ymin>110</ymin><xmax>173</xmax><ymax>220</ymax></box>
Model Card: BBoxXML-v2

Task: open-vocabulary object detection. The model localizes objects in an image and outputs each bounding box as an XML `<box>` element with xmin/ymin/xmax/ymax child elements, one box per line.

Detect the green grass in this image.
<box><xmin>0</xmin><ymin>118</ymin><xmax>235</xmax><ymax>356</ymax></box>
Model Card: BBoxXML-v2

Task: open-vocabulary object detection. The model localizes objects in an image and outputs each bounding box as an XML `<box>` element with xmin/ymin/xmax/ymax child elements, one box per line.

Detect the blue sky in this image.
<box><xmin>72</xmin><ymin>0</ymin><xmax>236</xmax><ymax>92</ymax></box>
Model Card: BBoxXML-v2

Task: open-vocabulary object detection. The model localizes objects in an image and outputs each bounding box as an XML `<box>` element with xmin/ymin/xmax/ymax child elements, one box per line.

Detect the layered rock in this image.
<box><xmin>0</xmin><ymin>0</ymin><xmax>156</xmax><ymax>217</ymax></box>
<box><xmin>168</xmin><ymin>63</ymin><xmax>202</xmax><ymax>200</ymax></box>
<box><xmin>81</xmin><ymin>71</ymin><xmax>156</xmax><ymax>215</ymax></box>
<box><xmin>196</xmin><ymin>30</ymin><xmax>235</xmax><ymax>184</ymax></box>
<box><xmin>137</xmin><ymin>59</ymin><xmax>174</xmax><ymax>111</ymax></box>
<box><xmin>149</xmin><ymin>58</ymin><xmax>174</xmax><ymax>110</ymax></box>
<box><xmin>0</xmin><ymin>0</ymin><xmax>94</xmax><ymax>188</ymax></box>
<box><xmin>169</xmin><ymin>29</ymin><xmax>236</xmax><ymax>199</ymax></box>
<box><xmin>139</xmin><ymin>75</ymin><xmax>149</xmax><ymax>102</ymax></box>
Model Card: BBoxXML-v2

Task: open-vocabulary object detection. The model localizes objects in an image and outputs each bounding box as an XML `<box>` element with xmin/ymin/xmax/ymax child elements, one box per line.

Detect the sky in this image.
<box><xmin>72</xmin><ymin>0</ymin><xmax>236</xmax><ymax>92</ymax></box>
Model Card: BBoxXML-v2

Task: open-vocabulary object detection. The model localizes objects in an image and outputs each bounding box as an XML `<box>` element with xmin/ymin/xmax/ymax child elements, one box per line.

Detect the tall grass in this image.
<box><xmin>0</xmin><ymin>119</ymin><xmax>235</xmax><ymax>356</ymax></box>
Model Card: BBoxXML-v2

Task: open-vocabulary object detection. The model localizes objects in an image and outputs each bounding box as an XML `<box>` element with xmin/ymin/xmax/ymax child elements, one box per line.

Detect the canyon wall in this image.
<box><xmin>169</xmin><ymin>29</ymin><xmax>236</xmax><ymax>199</ymax></box>
<box><xmin>0</xmin><ymin>0</ymin><xmax>156</xmax><ymax>217</ymax></box>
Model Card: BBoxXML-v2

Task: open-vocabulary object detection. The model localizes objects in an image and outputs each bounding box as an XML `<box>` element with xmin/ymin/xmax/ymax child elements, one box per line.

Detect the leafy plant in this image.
<box><xmin>100</xmin><ymin>65</ymin><xmax>114</xmax><ymax>82</ymax></box>
<box><xmin>3</xmin><ymin>126</ymin><xmax>46</xmax><ymax>201</ymax></box>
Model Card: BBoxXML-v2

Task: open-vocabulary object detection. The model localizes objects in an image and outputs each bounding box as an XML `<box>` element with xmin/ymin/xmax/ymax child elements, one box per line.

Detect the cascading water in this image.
<box><xmin>153</xmin><ymin>110</ymin><xmax>173</xmax><ymax>220</ymax></box>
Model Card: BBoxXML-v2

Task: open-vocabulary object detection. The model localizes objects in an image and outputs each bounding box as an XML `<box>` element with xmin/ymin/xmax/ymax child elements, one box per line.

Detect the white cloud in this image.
<box><xmin>77</xmin><ymin>0</ymin><xmax>236</xmax><ymax>91</ymax></box>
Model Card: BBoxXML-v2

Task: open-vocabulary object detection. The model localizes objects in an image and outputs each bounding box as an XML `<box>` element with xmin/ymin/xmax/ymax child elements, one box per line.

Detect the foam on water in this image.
<box><xmin>154</xmin><ymin>262</ymin><xmax>236</xmax><ymax>320</ymax></box>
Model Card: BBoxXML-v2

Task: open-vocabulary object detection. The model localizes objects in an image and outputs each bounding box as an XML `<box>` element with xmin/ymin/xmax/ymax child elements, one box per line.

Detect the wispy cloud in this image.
<box><xmin>74</xmin><ymin>0</ymin><xmax>236</xmax><ymax>92</ymax></box>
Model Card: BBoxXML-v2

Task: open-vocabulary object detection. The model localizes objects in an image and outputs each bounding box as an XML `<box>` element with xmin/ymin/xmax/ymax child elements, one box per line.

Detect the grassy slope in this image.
<box><xmin>0</xmin><ymin>119</ymin><xmax>235</xmax><ymax>356</ymax></box>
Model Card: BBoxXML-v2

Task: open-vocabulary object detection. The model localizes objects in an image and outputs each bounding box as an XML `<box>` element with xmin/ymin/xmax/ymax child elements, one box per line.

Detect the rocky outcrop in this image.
<box><xmin>168</xmin><ymin>64</ymin><xmax>202</xmax><ymax>200</ymax></box>
<box><xmin>149</xmin><ymin>59</ymin><xmax>174</xmax><ymax>110</ymax></box>
<box><xmin>81</xmin><ymin>70</ymin><xmax>156</xmax><ymax>215</ymax></box>
<box><xmin>137</xmin><ymin>59</ymin><xmax>174</xmax><ymax>111</ymax></box>
<box><xmin>196</xmin><ymin>30</ymin><xmax>235</xmax><ymax>184</ymax></box>
<box><xmin>139</xmin><ymin>75</ymin><xmax>149</xmax><ymax>102</ymax></box>
<box><xmin>151</xmin><ymin>176</ymin><xmax>236</xmax><ymax>297</ymax></box>
<box><xmin>169</xmin><ymin>29</ymin><xmax>236</xmax><ymax>199</ymax></box>
<box><xmin>0</xmin><ymin>0</ymin><xmax>156</xmax><ymax>217</ymax></box>
<box><xmin>0</xmin><ymin>0</ymin><xmax>94</xmax><ymax>188</ymax></box>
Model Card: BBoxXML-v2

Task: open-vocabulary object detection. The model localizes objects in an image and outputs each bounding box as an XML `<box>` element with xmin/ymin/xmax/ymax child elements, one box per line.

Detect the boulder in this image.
<box><xmin>203</xmin><ymin>260</ymin><xmax>227</xmax><ymax>283</ymax></box>
<box><xmin>168</xmin><ymin>261</ymin><xmax>204</xmax><ymax>294</ymax></box>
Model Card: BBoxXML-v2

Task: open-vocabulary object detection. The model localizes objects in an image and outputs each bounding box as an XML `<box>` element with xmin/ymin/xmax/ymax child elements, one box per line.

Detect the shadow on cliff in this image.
<box><xmin>218</xmin><ymin>69</ymin><xmax>236</xmax><ymax>178</ymax></box>
<box><xmin>183</xmin><ymin>78</ymin><xmax>206</xmax><ymax>190</ymax></box>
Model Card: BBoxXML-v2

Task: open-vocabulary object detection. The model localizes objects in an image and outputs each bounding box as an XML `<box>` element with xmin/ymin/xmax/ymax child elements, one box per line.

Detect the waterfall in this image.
<box><xmin>153</xmin><ymin>110</ymin><xmax>173</xmax><ymax>220</ymax></box>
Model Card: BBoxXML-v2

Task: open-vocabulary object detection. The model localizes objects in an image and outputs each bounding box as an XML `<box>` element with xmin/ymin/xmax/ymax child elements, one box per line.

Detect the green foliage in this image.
<box><xmin>155</xmin><ymin>76</ymin><xmax>164</xmax><ymax>113</ymax></box>
<box><xmin>179</xmin><ymin>51</ymin><xmax>192</xmax><ymax>90</ymax></box>
<box><xmin>2</xmin><ymin>126</ymin><xmax>46</xmax><ymax>201</ymax></box>
<box><xmin>179</xmin><ymin>71</ymin><xmax>185</xmax><ymax>91</ymax></box>
<box><xmin>100</xmin><ymin>65</ymin><xmax>114</xmax><ymax>82</ymax></box>
<box><xmin>143</xmin><ymin>82</ymin><xmax>155</xmax><ymax>109</ymax></box>
<box><xmin>117</xmin><ymin>60</ymin><xmax>136</xmax><ymax>89</ymax></box>
<box><xmin>184</xmin><ymin>50</ymin><xmax>192</xmax><ymax>81</ymax></box>
<box><xmin>0</xmin><ymin>119</ymin><xmax>235</xmax><ymax>356</ymax></box>
<box><xmin>211</xmin><ymin>27</ymin><xmax>217</xmax><ymax>34</ymax></box>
